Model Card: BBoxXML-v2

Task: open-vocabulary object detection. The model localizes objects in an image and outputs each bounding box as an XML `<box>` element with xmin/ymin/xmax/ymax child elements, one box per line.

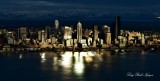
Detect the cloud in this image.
<box><xmin>0</xmin><ymin>0</ymin><xmax>159</xmax><ymax>20</ymax></box>
<box><xmin>14</xmin><ymin>1</ymin><xmax>65</xmax><ymax>6</ymax></box>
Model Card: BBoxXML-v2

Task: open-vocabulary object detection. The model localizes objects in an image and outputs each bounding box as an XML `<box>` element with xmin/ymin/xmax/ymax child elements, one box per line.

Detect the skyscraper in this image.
<box><xmin>41</xmin><ymin>30</ymin><xmax>45</xmax><ymax>42</ymax></box>
<box><xmin>38</xmin><ymin>31</ymin><xmax>42</xmax><ymax>41</ymax></box>
<box><xmin>45</xmin><ymin>26</ymin><xmax>51</xmax><ymax>39</ymax></box>
<box><xmin>141</xmin><ymin>33</ymin><xmax>145</xmax><ymax>45</ymax></box>
<box><xmin>93</xmin><ymin>25</ymin><xmax>98</xmax><ymax>41</ymax></box>
<box><xmin>115</xmin><ymin>16</ymin><xmax>121</xmax><ymax>39</ymax></box>
<box><xmin>103</xmin><ymin>25</ymin><xmax>111</xmax><ymax>45</ymax></box>
<box><xmin>19</xmin><ymin>27</ymin><xmax>28</xmax><ymax>40</ymax></box>
<box><xmin>54</xmin><ymin>20</ymin><xmax>59</xmax><ymax>30</ymax></box>
<box><xmin>77</xmin><ymin>22</ymin><xmax>82</xmax><ymax>43</ymax></box>
<box><xmin>64</xmin><ymin>26</ymin><xmax>72</xmax><ymax>40</ymax></box>
<box><xmin>111</xmin><ymin>16</ymin><xmax>121</xmax><ymax>41</ymax></box>
<box><xmin>92</xmin><ymin>25</ymin><xmax>98</xmax><ymax>47</ymax></box>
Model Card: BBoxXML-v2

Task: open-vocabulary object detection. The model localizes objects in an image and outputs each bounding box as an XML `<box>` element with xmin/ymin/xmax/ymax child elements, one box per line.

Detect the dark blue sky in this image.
<box><xmin>0</xmin><ymin>0</ymin><xmax>159</xmax><ymax>20</ymax></box>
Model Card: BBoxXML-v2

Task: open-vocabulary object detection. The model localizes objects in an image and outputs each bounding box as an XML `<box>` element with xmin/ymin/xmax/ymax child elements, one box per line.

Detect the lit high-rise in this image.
<box><xmin>77</xmin><ymin>22</ymin><xmax>82</xmax><ymax>43</ymax></box>
<box><xmin>103</xmin><ymin>25</ymin><xmax>111</xmax><ymax>45</ymax></box>
<box><xmin>19</xmin><ymin>27</ymin><xmax>28</xmax><ymax>40</ymax></box>
<box><xmin>64</xmin><ymin>26</ymin><xmax>72</xmax><ymax>40</ymax></box>
<box><xmin>93</xmin><ymin>25</ymin><xmax>98</xmax><ymax>41</ymax></box>
<box><xmin>41</xmin><ymin>30</ymin><xmax>45</xmax><ymax>42</ymax></box>
<box><xmin>54</xmin><ymin>20</ymin><xmax>59</xmax><ymax>30</ymax></box>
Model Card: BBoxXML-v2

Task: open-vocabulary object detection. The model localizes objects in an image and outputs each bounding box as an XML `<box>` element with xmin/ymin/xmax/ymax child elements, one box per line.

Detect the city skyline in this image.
<box><xmin>1</xmin><ymin>17</ymin><xmax>160</xmax><ymax>52</ymax></box>
<box><xmin>0</xmin><ymin>15</ymin><xmax>160</xmax><ymax>81</ymax></box>
<box><xmin>0</xmin><ymin>1</ymin><xmax>160</xmax><ymax>81</ymax></box>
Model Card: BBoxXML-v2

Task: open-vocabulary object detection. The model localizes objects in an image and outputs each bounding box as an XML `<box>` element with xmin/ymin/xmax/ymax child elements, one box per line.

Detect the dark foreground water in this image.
<box><xmin>0</xmin><ymin>50</ymin><xmax>160</xmax><ymax>81</ymax></box>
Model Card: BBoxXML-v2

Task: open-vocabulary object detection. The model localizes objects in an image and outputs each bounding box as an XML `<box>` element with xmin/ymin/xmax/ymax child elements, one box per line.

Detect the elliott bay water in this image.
<box><xmin>0</xmin><ymin>50</ymin><xmax>160</xmax><ymax>81</ymax></box>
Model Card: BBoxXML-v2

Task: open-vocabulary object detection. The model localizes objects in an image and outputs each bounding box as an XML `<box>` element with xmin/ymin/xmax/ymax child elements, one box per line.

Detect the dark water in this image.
<box><xmin>0</xmin><ymin>50</ymin><xmax>160</xmax><ymax>81</ymax></box>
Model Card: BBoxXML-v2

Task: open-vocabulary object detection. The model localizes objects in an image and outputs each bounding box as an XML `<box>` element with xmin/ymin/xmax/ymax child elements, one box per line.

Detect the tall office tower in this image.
<box><xmin>38</xmin><ymin>31</ymin><xmax>42</xmax><ymax>41</ymax></box>
<box><xmin>45</xmin><ymin>26</ymin><xmax>51</xmax><ymax>39</ymax></box>
<box><xmin>64</xmin><ymin>26</ymin><xmax>72</xmax><ymax>40</ymax></box>
<box><xmin>111</xmin><ymin>16</ymin><xmax>121</xmax><ymax>41</ymax></box>
<box><xmin>77</xmin><ymin>22</ymin><xmax>82</xmax><ymax>43</ymax></box>
<box><xmin>92</xmin><ymin>25</ymin><xmax>98</xmax><ymax>47</ymax></box>
<box><xmin>41</xmin><ymin>30</ymin><xmax>45</xmax><ymax>42</ymax></box>
<box><xmin>115</xmin><ymin>16</ymin><xmax>121</xmax><ymax>39</ymax></box>
<box><xmin>55</xmin><ymin>20</ymin><xmax>59</xmax><ymax>30</ymax></box>
<box><xmin>93</xmin><ymin>25</ymin><xmax>98</xmax><ymax>41</ymax></box>
<box><xmin>19</xmin><ymin>27</ymin><xmax>28</xmax><ymax>40</ymax></box>
<box><xmin>106</xmin><ymin>33</ymin><xmax>111</xmax><ymax>45</ymax></box>
<box><xmin>141</xmin><ymin>33</ymin><xmax>145</xmax><ymax>45</ymax></box>
<box><xmin>103</xmin><ymin>25</ymin><xmax>111</xmax><ymax>45</ymax></box>
<box><xmin>63</xmin><ymin>26</ymin><xmax>72</xmax><ymax>47</ymax></box>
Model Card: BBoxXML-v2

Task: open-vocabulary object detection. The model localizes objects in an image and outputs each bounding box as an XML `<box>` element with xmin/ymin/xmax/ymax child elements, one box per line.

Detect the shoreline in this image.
<box><xmin>0</xmin><ymin>46</ymin><xmax>156</xmax><ymax>53</ymax></box>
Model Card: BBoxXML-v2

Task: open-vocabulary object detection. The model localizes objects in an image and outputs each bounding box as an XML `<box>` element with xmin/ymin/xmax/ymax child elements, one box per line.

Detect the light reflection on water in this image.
<box><xmin>39</xmin><ymin>51</ymin><xmax>105</xmax><ymax>78</ymax></box>
<box><xmin>42</xmin><ymin>50</ymin><xmax>115</xmax><ymax>77</ymax></box>
<box><xmin>1</xmin><ymin>50</ymin><xmax>160</xmax><ymax>81</ymax></box>
<box><xmin>40</xmin><ymin>52</ymin><xmax>46</xmax><ymax>63</ymax></box>
<box><xmin>19</xmin><ymin>54</ymin><xmax>22</xmax><ymax>59</ymax></box>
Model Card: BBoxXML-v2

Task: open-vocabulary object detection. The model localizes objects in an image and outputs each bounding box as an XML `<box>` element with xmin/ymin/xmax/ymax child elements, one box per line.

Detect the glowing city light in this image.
<box><xmin>61</xmin><ymin>51</ymin><xmax>73</xmax><ymax>67</ymax></box>
<box><xmin>40</xmin><ymin>52</ymin><xmax>46</xmax><ymax>63</ymax></box>
<box><xmin>74</xmin><ymin>62</ymin><xmax>84</xmax><ymax>76</ymax></box>
<box><xmin>19</xmin><ymin>54</ymin><xmax>22</xmax><ymax>59</ymax></box>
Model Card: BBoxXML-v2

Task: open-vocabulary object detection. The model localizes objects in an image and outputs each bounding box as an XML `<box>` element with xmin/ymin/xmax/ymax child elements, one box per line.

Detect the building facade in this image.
<box><xmin>77</xmin><ymin>22</ymin><xmax>82</xmax><ymax>43</ymax></box>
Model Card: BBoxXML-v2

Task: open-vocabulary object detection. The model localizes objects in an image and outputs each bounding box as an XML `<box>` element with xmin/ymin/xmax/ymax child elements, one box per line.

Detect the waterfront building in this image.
<box><xmin>51</xmin><ymin>36</ymin><xmax>57</xmax><ymax>44</ymax></box>
<box><xmin>19</xmin><ymin>27</ymin><xmax>28</xmax><ymax>40</ymax></box>
<box><xmin>38</xmin><ymin>31</ymin><xmax>42</xmax><ymax>41</ymax></box>
<box><xmin>103</xmin><ymin>25</ymin><xmax>111</xmax><ymax>45</ymax></box>
<box><xmin>118</xmin><ymin>36</ymin><xmax>127</xmax><ymax>48</ymax></box>
<box><xmin>25</xmin><ymin>38</ymin><xmax>30</xmax><ymax>45</ymax></box>
<box><xmin>141</xmin><ymin>33</ymin><xmax>145</xmax><ymax>45</ymax></box>
<box><xmin>38</xmin><ymin>30</ymin><xmax>47</xmax><ymax>42</ymax></box>
<box><xmin>64</xmin><ymin>26</ymin><xmax>72</xmax><ymax>40</ymax></box>
<box><xmin>62</xmin><ymin>26</ymin><xmax>72</xmax><ymax>47</ymax></box>
<box><xmin>73</xmin><ymin>39</ymin><xmax>78</xmax><ymax>46</ymax></box>
<box><xmin>93</xmin><ymin>25</ymin><xmax>99</xmax><ymax>47</ymax></box>
<box><xmin>46</xmin><ymin>39</ymin><xmax>52</xmax><ymax>45</ymax></box>
<box><xmin>65</xmin><ymin>39</ymin><xmax>72</xmax><ymax>47</ymax></box>
<box><xmin>106</xmin><ymin>33</ymin><xmax>111</xmax><ymax>45</ymax></box>
<box><xmin>127</xmin><ymin>31</ymin><xmax>142</xmax><ymax>45</ymax></box>
<box><xmin>81</xmin><ymin>39</ymin><xmax>87</xmax><ymax>48</ymax></box>
<box><xmin>41</xmin><ymin>30</ymin><xmax>45</xmax><ymax>42</ymax></box>
<box><xmin>77</xmin><ymin>22</ymin><xmax>82</xmax><ymax>43</ymax></box>
<box><xmin>93</xmin><ymin>25</ymin><xmax>98</xmax><ymax>41</ymax></box>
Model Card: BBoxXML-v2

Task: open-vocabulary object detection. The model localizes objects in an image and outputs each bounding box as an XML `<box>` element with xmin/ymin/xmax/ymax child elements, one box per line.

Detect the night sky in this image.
<box><xmin>0</xmin><ymin>0</ymin><xmax>159</xmax><ymax>20</ymax></box>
